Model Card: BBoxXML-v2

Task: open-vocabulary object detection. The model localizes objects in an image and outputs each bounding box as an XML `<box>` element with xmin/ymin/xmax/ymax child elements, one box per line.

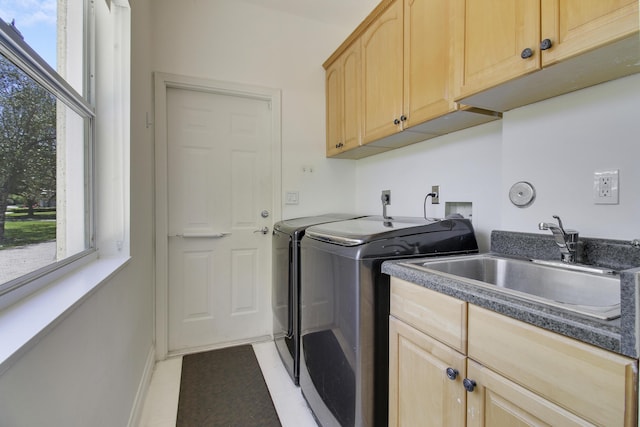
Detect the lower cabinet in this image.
<box><xmin>389</xmin><ymin>316</ymin><xmax>466</xmax><ymax>427</ymax></box>
<box><xmin>468</xmin><ymin>305</ymin><xmax>638</xmax><ymax>426</ymax></box>
<box><xmin>389</xmin><ymin>277</ymin><xmax>638</xmax><ymax>427</ymax></box>
<box><xmin>466</xmin><ymin>359</ymin><xmax>597</xmax><ymax>426</ymax></box>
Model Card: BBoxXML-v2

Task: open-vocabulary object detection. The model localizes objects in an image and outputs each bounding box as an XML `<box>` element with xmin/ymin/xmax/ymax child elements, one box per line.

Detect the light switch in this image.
<box><xmin>285</xmin><ymin>191</ymin><xmax>299</xmax><ymax>205</ymax></box>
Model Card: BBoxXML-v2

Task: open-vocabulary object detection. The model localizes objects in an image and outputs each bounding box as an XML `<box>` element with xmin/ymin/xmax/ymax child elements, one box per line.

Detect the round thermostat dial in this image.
<box><xmin>509</xmin><ymin>181</ymin><xmax>536</xmax><ymax>208</ymax></box>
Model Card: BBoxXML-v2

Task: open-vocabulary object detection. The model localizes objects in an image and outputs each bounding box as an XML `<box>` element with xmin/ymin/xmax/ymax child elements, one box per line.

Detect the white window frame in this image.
<box><xmin>0</xmin><ymin>2</ymin><xmax>96</xmax><ymax>307</ymax></box>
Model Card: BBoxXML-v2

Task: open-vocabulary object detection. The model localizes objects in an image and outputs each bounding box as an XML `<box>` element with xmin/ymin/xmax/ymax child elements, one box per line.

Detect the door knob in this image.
<box><xmin>261</xmin><ymin>210</ymin><xmax>270</xmax><ymax>218</ymax></box>
<box><xmin>254</xmin><ymin>226</ymin><xmax>269</xmax><ymax>235</ymax></box>
<box><xmin>521</xmin><ymin>48</ymin><xmax>533</xmax><ymax>59</ymax></box>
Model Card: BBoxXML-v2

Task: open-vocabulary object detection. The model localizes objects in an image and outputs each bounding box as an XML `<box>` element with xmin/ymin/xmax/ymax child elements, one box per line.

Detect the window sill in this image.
<box><xmin>0</xmin><ymin>255</ymin><xmax>131</xmax><ymax>376</ymax></box>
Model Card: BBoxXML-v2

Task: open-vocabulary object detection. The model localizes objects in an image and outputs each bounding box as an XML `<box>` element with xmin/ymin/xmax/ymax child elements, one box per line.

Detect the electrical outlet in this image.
<box><xmin>593</xmin><ymin>170</ymin><xmax>619</xmax><ymax>204</ymax></box>
<box><xmin>431</xmin><ymin>185</ymin><xmax>440</xmax><ymax>204</ymax></box>
<box><xmin>599</xmin><ymin>177</ymin><xmax>612</xmax><ymax>197</ymax></box>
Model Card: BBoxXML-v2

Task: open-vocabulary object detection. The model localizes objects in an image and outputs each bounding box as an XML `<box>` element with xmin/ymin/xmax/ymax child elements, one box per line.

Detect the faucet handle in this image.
<box><xmin>552</xmin><ymin>215</ymin><xmax>565</xmax><ymax>232</ymax></box>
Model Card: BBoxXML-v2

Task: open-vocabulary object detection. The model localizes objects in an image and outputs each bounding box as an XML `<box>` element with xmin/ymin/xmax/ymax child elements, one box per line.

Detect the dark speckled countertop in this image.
<box><xmin>382</xmin><ymin>230</ymin><xmax>640</xmax><ymax>358</ymax></box>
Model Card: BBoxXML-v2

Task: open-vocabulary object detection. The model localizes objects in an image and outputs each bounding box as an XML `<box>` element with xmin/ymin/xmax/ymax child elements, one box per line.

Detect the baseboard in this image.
<box><xmin>167</xmin><ymin>335</ymin><xmax>272</xmax><ymax>358</ymax></box>
<box><xmin>127</xmin><ymin>344</ymin><xmax>156</xmax><ymax>427</ymax></box>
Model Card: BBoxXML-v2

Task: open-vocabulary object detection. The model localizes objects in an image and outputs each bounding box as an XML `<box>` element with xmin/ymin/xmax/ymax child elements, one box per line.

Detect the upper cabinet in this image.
<box><xmin>455</xmin><ymin>0</ymin><xmax>640</xmax><ymax>111</ymax></box>
<box><xmin>454</xmin><ymin>1</ymin><xmax>542</xmax><ymax>101</ymax></box>
<box><xmin>324</xmin><ymin>0</ymin><xmax>500</xmax><ymax>159</ymax></box>
<box><xmin>324</xmin><ymin>0</ymin><xmax>639</xmax><ymax>158</ymax></box>
<box><xmin>325</xmin><ymin>40</ymin><xmax>362</xmax><ymax>157</ymax></box>
<box><xmin>541</xmin><ymin>0</ymin><xmax>639</xmax><ymax>66</ymax></box>
<box><xmin>403</xmin><ymin>0</ymin><xmax>458</xmax><ymax>129</ymax></box>
<box><xmin>361</xmin><ymin>0</ymin><xmax>404</xmax><ymax>144</ymax></box>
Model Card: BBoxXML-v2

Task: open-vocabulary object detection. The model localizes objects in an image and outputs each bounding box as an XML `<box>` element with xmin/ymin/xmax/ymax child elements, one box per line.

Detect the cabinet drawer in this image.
<box><xmin>390</xmin><ymin>278</ymin><xmax>467</xmax><ymax>353</ymax></box>
<box><xmin>468</xmin><ymin>305</ymin><xmax>638</xmax><ymax>427</ymax></box>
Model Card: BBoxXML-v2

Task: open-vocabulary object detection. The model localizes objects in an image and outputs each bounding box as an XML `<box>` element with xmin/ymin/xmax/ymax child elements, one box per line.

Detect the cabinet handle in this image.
<box><xmin>400</xmin><ymin>115</ymin><xmax>407</xmax><ymax>122</ymax></box>
<box><xmin>520</xmin><ymin>48</ymin><xmax>533</xmax><ymax>59</ymax></box>
<box><xmin>445</xmin><ymin>367</ymin><xmax>458</xmax><ymax>380</ymax></box>
<box><xmin>463</xmin><ymin>378</ymin><xmax>476</xmax><ymax>392</ymax></box>
<box><xmin>540</xmin><ymin>38</ymin><xmax>553</xmax><ymax>50</ymax></box>
<box><xmin>336</xmin><ymin>142</ymin><xmax>344</xmax><ymax>148</ymax></box>
<box><xmin>393</xmin><ymin>118</ymin><xmax>400</xmax><ymax>125</ymax></box>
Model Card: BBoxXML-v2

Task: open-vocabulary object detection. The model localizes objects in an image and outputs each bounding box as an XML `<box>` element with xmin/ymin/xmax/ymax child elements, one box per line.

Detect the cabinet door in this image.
<box><xmin>466</xmin><ymin>359</ymin><xmax>596</xmax><ymax>427</ymax></box>
<box><xmin>403</xmin><ymin>0</ymin><xmax>455</xmax><ymax>127</ymax></box>
<box><xmin>362</xmin><ymin>0</ymin><xmax>404</xmax><ymax>144</ymax></box>
<box><xmin>541</xmin><ymin>0</ymin><xmax>639</xmax><ymax>67</ymax></box>
<box><xmin>325</xmin><ymin>60</ymin><xmax>343</xmax><ymax>157</ymax></box>
<box><xmin>342</xmin><ymin>40</ymin><xmax>362</xmax><ymax>151</ymax></box>
<box><xmin>469</xmin><ymin>305</ymin><xmax>638</xmax><ymax>426</ymax></box>
<box><xmin>389</xmin><ymin>316</ymin><xmax>466</xmax><ymax>427</ymax></box>
<box><xmin>455</xmin><ymin>0</ymin><xmax>540</xmax><ymax>100</ymax></box>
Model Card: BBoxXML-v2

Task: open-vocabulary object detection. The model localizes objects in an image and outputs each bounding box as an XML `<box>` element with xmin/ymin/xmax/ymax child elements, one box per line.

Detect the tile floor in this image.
<box><xmin>138</xmin><ymin>340</ymin><xmax>318</xmax><ymax>427</ymax></box>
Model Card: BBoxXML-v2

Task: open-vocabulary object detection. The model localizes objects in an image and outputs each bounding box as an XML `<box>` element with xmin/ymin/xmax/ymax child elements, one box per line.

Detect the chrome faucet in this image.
<box><xmin>538</xmin><ymin>215</ymin><xmax>579</xmax><ymax>263</ymax></box>
<box><xmin>381</xmin><ymin>190</ymin><xmax>392</xmax><ymax>220</ymax></box>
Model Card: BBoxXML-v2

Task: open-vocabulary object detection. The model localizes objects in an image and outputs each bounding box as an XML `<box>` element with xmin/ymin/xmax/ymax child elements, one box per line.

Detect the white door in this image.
<box><xmin>166</xmin><ymin>86</ymin><xmax>273</xmax><ymax>352</ymax></box>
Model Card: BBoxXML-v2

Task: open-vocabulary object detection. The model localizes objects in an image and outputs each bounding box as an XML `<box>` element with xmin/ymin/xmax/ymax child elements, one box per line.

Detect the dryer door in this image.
<box><xmin>272</xmin><ymin>230</ymin><xmax>296</xmax><ymax>381</ymax></box>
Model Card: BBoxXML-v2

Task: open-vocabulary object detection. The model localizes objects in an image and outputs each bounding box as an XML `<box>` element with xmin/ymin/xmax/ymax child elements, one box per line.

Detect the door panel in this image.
<box><xmin>231</xmin><ymin>150</ymin><xmax>258</xmax><ymax>226</ymax></box>
<box><xmin>404</xmin><ymin>0</ymin><xmax>454</xmax><ymax>126</ymax></box>
<box><xmin>182</xmin><ymin>250</ymin><xmax>214</xmax><ymax>321</ymax></box>
<box><xmin>457</xmin><ymin>0</ymin><xmax>540</xmax><ymax>99</ymax></box>
<box><xmin>325</xmin><ymin>62</ymin><xmax>343</xmax><ymax>156</ymax></box>
<box><xmin>342</xmin><ymin>41</ymin><xmax>362</xmax><ymax>151</ymax></box>
<box><xmin>541</xmin><ymin>0</ymin><xmax>639</xmax><ymax>66</ymax></box>
<box><xmin>361</xmin><ymin>0</ymin><xmax>404</xmax><ymax>143</ymax></box>
<box><xmin>167</xmin><ymin>87</ymin><xmax>272</xmax><ymax>352</ymax></box>
<box><xmin>389</xmin><ymin>316</ymin><xmax>466</xmax><ymax>427</ymax></box>
<box><xmin>466</xmin><ymin>360</ymin><xmax>594</xmax><ymax>427</ymax></box>
<box><xmin>231</xmin><ymin>248</ymin><xmax>258</xmax><ymax>314</ymax></box>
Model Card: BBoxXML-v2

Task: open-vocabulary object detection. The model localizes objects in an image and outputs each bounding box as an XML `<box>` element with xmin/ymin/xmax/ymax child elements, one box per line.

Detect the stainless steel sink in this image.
<box><xmin>399</xmin><ymin>255</ymin><xmax>620</xmax><ymax>320</ymax></box>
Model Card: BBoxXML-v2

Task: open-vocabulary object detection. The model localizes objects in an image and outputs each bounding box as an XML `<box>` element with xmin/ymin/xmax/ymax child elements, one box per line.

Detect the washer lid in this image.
<box><xmin>304</xmin><ymin>216</ymin><xmax>456</xmax><ymax>246</ymax></box>
<box><xmin>273</xmin><ymin>214</ymin><xmax>364</xmax><ymax>235</ymax></box>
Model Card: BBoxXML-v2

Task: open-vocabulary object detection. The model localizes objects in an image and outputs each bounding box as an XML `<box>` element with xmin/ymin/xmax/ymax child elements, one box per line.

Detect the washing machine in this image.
<box><xmin>299</xmin><ymin>216</ymin><xmax>478</xmax><ymax>427</ymax></box>
<box><xmin>272</xmin><ymin>214</ymin><xmax>364</xmax><ymax>385</ymax></box>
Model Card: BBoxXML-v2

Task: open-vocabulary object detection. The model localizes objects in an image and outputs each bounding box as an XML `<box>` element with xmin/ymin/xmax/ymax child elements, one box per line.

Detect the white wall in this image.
<box><xmin>355</xmin><ymin>73</ymin><xmax>640</xmax><ymax>251</ymax></box>
<box><xmin>0</xmin><ymin>265</ymin><xmax>153</xmax><ymax>427</ymax></box>
<box><xmin>499</xmin><ymin>74</ymin><xmax>640</xmax><ymax>239</ymax></box>
<box><xmin>355</xmin><ymin>121</ymin><xmax>503</xmax><ymax>251</ymax></box>
<box><xmin>150</xmin><ymin>0</ymin><xmax>378</xmax><ymax>220</ymax></box>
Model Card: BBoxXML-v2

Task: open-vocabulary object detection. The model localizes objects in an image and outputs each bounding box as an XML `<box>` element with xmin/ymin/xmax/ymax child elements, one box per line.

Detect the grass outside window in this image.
<box><xmin>1</xmin><ymin>220</ymin><xmax>56</xmax><ymax>248</ymax></box>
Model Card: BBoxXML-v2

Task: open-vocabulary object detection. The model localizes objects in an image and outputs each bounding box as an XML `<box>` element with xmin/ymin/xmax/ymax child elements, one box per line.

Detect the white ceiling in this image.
<box><xmin>237</xmin><ymin>0</ymin><xmax>378</xmax><ymax>27</ymax></box>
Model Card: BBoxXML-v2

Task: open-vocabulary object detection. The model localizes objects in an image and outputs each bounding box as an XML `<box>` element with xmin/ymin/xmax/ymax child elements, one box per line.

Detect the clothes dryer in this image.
<box><xmin>272</xmin><ymin>214</ymin><xmax>364</xmax><ymax>385</ymax></box>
